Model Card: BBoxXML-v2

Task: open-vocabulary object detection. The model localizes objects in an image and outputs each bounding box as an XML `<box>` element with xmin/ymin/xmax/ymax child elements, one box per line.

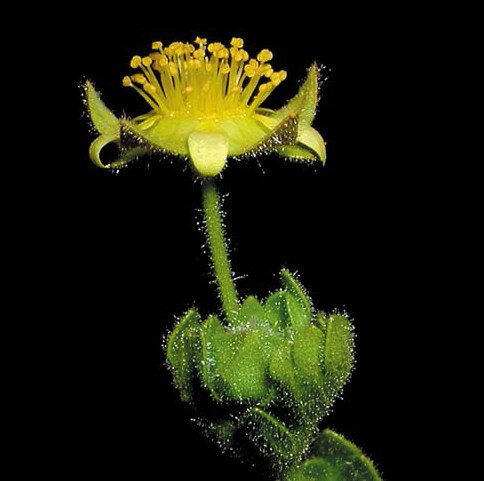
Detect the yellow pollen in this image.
<box><xmin>123</xmin><ymin>37</ymin><xmax>287</xmax><ymax>118</ymax></box>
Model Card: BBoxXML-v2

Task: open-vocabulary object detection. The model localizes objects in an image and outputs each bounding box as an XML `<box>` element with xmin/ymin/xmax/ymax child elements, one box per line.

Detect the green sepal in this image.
<box><xmin>269</xmin><ymin>325</ymin><xmax>332</xmax><ymax>422</ymax></box>
<box><xmin>285</xmin><ymin>429</ymin><xmax>382</xmax><ymax>481</ymax></box>
<box><xmin>166</xmin><ymin>309</ymin><xmax>202</xmax><ymax>403</ymax></box>
<box><xmin>293</xmin><ymin>326</ymin><xmax>324</xmax><ymax>388</ymax></box>
<box><xmin>222</xmin><ymin>328</ymin><xmax>274</xmax><ymax>403</ymax></box>
<box><xmin>198</xmin><ymin>315</ymin><xmax>229</xmax><ymax>402</ymax></box>
<box><xmin>200</xmin><ymin>311</ymin><xmax>276</xmax><ymax>404</ymax></box>
<box><xmin>269</xmin><ymin>340</ymin><xmax>297</xmax><ymax>393</ymax></box>
<box><xmin>264</xmin><ymin>290</ymin><xmax>310</xmax><ymax>333</ymax></box>
<box><xmin>264</xmin><ymin>291</ymin><xmax>293</xmax><ymax>332</ymax></box>
<box><xmin>84</xmin><ymin>80</ymin><xmax>119</xmax><ymax>135</ymax></box>
<box><xmin>274</xmin><ymin>64</ymin><xmax>320</xmax><ymax>126</ymax></box>
<box><xmin>280</xmin><ymin>270</ymin><xmax>313</xmax><ymax>322</ymax></box>
<box><xmin>236</xmin><ymin>296</ymin><xmax>267</xmax><ymax>326</ymax></box>
<box><xmin>318</xmin><ymin>312</ymin><xmax>355</xmax><ymax>395</ymax></box>
<box><xmin>245</xmin><ymin>113</ymin><xmax>300</xmax><ymax>157</ymax></box>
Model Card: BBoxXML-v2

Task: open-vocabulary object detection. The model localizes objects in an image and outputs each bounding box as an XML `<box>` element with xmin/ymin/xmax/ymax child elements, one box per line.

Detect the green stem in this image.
<box><xmin>202</xmin><ymin>178</ymin><xmax>239</xmax><ymax>324</ymax></box>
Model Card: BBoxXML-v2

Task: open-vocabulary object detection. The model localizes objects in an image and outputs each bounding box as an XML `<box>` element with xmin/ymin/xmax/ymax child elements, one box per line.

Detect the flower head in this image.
<box><xmin>85</xmin><ymin>37</ymin><xmax>326</xmax><ymax>176</ymax></box>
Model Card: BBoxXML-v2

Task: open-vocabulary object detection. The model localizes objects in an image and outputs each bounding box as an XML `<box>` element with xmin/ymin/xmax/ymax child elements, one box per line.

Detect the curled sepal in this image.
<box><xmin>285</xmin><ymin>429</ymin><xmax>382</xmax><ymax>481</ymax></box>
<box><xmin>276</xmin><ymin>126</ymin><xmax>327</xmax><ymax>164</ymax></box>
<box><xmin>85</xmin><ymin>81</ymin><xmax>152</xmax><ymax>169</ymax></box>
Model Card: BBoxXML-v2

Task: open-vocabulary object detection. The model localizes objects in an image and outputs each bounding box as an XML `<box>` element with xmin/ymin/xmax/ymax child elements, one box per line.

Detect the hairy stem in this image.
<box><xmin>202</xmin><ymin>178</ymin><xmax>239</xmax><ymax>324</ymax></box>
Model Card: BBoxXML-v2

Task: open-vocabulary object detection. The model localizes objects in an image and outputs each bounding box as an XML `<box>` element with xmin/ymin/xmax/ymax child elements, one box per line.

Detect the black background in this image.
<box><xmin>39</xmin><ymin>11</ymin><xmax>421</xmax><ymax>480</ymax></box>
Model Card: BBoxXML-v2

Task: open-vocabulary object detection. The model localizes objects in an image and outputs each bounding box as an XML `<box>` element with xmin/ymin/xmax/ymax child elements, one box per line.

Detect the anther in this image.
<box><xmin>122</xmin><ymin>76</ymin><xmax>133</xmax><ymax>87</ymax></box>
<box><xmin>195</xmin><ymin>37</ymin><xmax>207</xmax><ymax>46</ymax></box>
<box><xmin>130</xmin><ymin>56</ymin><xmax>142</xmax><ymax>68</ymax></box>
<box><xmin>143</xmin><ymin>84</ymin><xmax>157</xmax><ymax>95</ymax></box>
<box><xmin>131</xmin><ymin>74</ymin><xmax>147</xmax><ymax>85</ymax></box>
<box><xmin>231</xmin><ymin>38</ymin><xmax>244</xmax><ymax>49</ymax></box>
<box><xmin>244</xmin><ymin>59</ymin><xmax>259</xmax><ymax>77</ymax></box>
<box><xmin>193</xmin><ymin>49</ymin><xmax>205</xmax><ymax>60</ymax></box>
<box><xmin>259</xmin><ymin>82</ymin><xmax>274</xmax><ymax>93</ymax></box>
<box><xmin>220</xmin><ymin>63</ymin><xmax>231</xmax><ymax>75</ymax></box>
<box><xmin>257</xmin><ymin>49</ymin><xmax>273</xmax><ymax>63</ymax></box>
<box><xmin>208</xmin><ymin>42</ymin><xmax>224</xmax><ymax>54</ymax></box>
<box><xmin>271</xmin><ymin>71</ymin><xmax>287</xmax><ymax>86</ymax></box>
<box><xmin>216</xmin><ymin>48</ymin><xmax>229</xmax><ymax>59</ymax></box>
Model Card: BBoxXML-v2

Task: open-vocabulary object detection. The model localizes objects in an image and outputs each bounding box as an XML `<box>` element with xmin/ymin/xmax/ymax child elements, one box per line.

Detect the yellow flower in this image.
<box><xmin>85</xmin><ymin>37</ymin><xmax>326</xmax><ymax>177</ymax></box>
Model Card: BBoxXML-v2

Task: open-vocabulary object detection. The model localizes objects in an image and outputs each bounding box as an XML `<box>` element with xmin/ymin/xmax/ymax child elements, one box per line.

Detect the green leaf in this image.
<box><xmin>166</xmin><ymin>310</ymin><xmax>201</xmax><ymax>403</ymax></box>
<box><xmin>240</xmin><ymin>407</ymin><xmax>299</xmax><ymax>467</ymax></box>
<box><xmin>286</xmin><ymin>429</ymin><xmax>382</xmax><ymax>481</ymax></box>
<box><xmin>84</xmin><ymin>80</ymin><xmax>119</xmax><ymax>135</ymax></box>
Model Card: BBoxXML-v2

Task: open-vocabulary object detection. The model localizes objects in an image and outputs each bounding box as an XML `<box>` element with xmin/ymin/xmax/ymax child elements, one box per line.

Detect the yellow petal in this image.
<box><xmin>188</xmin><ymin>128</ymin><xmax>229</xmax><ymax>177</ymax></box>
<box><xmin>140</xmin><ymin>117</ymin><xmax>198</xmax><ymax>156</ymax></box>
<box><xmin>217</xmin><ymin>117</ymin><xmax>271</xmax><ymax>156</ymax></box>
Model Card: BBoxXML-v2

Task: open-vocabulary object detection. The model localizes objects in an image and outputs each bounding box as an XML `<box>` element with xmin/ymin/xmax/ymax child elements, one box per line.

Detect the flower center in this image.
<box><xmin>122</xmin><ymin>37</ymin><xmax>287</xmax><ymax>119</ymax></box>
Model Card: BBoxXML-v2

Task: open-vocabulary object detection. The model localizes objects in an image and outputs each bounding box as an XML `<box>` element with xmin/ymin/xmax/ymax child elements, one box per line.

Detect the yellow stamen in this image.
<box><xmin>123</xmin><ymin>37</ymin><xmax>287</xmax><ymax>119</ymax></box>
